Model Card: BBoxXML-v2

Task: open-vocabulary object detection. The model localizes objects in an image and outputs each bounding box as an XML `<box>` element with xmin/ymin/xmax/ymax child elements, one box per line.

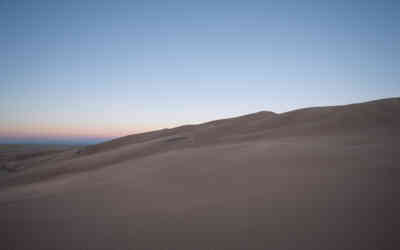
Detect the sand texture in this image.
<box><xmin>1</xmin><ymin>98</ymin><xmax>399</xmax><ymax>249</ymax></box>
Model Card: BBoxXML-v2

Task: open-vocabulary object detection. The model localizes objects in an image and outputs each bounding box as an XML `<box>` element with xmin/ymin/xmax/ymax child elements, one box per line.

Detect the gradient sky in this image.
<box><xmin>1</xmin><ymin>0</ymin><xmax>399</xmax><ymax>144</ymax></box>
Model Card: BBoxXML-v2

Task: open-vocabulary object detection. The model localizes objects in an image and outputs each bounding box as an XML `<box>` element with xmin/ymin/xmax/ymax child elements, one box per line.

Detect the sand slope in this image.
<box><xmin>1</xmin><ymin>97</ymin><xmax>399</xmax><ymax>249</ymax></box>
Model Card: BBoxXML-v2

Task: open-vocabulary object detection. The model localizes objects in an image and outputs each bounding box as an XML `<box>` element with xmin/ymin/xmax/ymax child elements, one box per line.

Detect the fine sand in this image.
<box><xmin>1</xmin><ymin>97</ymin><xmax>399</xmax><ymax>249</ymax></box>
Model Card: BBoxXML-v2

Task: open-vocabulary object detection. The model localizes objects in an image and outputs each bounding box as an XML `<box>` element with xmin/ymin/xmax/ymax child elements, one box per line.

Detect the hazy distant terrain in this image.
<box><xmin>1</xmin><ymin>98</ymin><xmax>399</xmax><ymax>249</ymax></box>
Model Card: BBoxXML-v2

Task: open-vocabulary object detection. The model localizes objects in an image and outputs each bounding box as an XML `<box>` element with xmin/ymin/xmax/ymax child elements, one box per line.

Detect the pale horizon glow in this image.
<box><xmin>0</xmin><ymin>122</ymin><xmax>162</xmax><ymax>144</ymax></box>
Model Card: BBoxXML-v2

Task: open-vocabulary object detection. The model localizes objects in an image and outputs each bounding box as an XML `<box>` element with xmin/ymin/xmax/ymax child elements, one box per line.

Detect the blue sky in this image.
<box><xmin>1</xmin><ymin>0</ymin><xmax>399</xmax><ymax>144</ymax></box>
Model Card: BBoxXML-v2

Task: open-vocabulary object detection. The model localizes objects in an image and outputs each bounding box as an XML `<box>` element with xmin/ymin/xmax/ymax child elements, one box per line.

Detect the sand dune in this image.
<box><xmin>82</xmin><ymin>97</ymin><xmax>400</xmax><ymax>154</ymax></box>
<box><xmin>0</xmin><ymin>144</ymin><xmax>76</xmax><ymax>173</ymax></box>
<box><xmin>1</xmin><ymin>97</ymin><xmax>399</xmax><ymax>249</ymax></box>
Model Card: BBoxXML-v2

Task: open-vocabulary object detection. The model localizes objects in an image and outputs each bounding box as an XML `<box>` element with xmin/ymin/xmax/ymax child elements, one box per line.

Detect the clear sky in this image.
<box><xmin>1</xmin><ymin>0</ymin><xmax>399</xmax><ymax>144</ymax></box>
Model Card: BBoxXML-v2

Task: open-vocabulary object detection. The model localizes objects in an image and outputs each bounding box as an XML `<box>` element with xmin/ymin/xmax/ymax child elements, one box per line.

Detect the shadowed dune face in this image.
<box><xmin>0</xmin><ymin>144</ymin><xmax>76</xmax><ymax>173</ymax></box>
<box><xmin>1</xmin><ymin>98</ymin><xmax>400</xmax><ymax>250</ymax></box>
